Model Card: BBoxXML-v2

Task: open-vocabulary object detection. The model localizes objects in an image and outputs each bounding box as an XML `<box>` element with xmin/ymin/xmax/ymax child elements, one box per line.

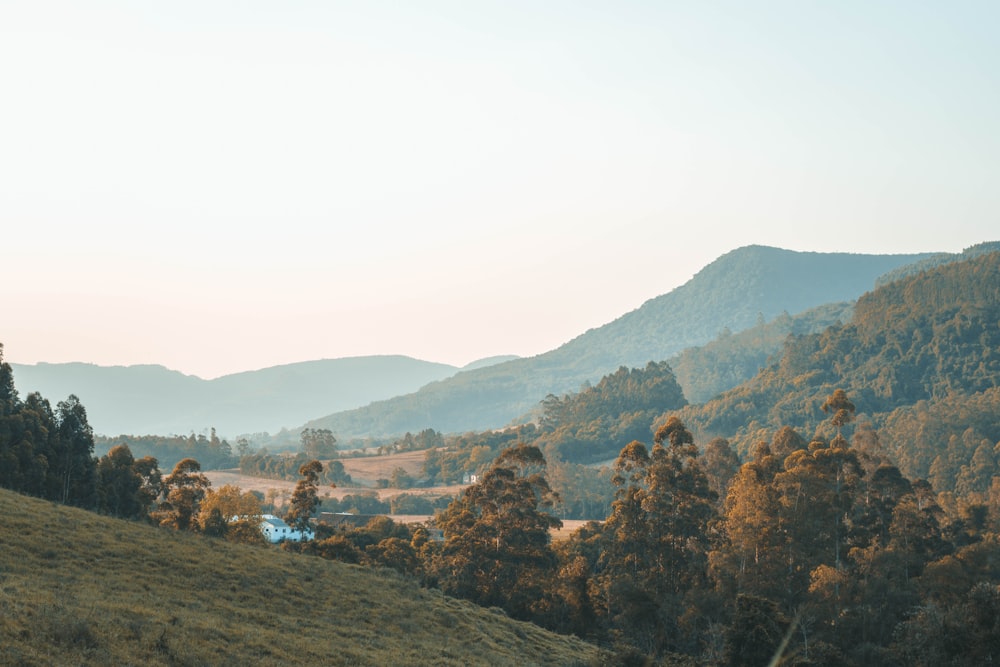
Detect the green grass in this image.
<box><xmin>0</xmin><ymin>489</ymin><xmax>608</xmax><ymax>666</ymax></box>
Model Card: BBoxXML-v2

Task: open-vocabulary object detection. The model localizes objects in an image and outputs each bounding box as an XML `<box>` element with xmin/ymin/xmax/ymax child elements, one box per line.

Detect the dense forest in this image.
<box><xmin>291</xmin><ymin>405</ymin><xmax>1000</xmax><ymax>665</ymax></box>
<box><xmin>675</xmin><ymin>250</ymin><xmax>1000</xmax><ymax>492</ymax></box>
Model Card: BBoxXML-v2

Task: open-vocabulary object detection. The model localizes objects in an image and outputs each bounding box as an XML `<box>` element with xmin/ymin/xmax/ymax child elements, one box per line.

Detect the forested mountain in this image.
<box><xmin>10</xmin><ymin>356</ymin><xmax>464</xmax><ymax>437</ymax></box>
<box><xmin>675</xmin><ymin>250</ymin><xmax>1000</xmax><ymax>491</ymax></box>
<box><xmin>304</xmin><ymin>246</ymin><xmax>933</xmax><ymax>439</ymax></box>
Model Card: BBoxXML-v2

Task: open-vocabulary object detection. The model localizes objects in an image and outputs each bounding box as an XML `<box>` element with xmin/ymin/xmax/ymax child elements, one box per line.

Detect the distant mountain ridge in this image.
<box><xmin>9</xmin><ymin>356</ymin><xmax>469</xmax><ymax>437</ymax></box>
<box><xmin>303</xmin><ymin>245</ymin><xmax>941</xmax><ymax>439</ymax></box>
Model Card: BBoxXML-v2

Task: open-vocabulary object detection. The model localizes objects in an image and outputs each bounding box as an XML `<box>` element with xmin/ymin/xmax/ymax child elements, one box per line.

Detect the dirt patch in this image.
<box><xmin>338</xmin><ymin>449</ymin><xmax>429</xmax><ymax>486</ymax></box>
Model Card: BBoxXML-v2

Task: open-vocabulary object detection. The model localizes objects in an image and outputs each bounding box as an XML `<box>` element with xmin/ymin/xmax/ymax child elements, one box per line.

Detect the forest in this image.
<box><xmin>1</xmin><ymin>250</ymin><xmax>998</xmax><ymax>665</ymax></box>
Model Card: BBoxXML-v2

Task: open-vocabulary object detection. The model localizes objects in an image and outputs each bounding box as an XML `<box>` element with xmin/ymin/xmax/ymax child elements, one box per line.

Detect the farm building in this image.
<box><xmin>260</xmin><ymin>514</ymin><xmax>314</xmax><ymax>543</ymax></box>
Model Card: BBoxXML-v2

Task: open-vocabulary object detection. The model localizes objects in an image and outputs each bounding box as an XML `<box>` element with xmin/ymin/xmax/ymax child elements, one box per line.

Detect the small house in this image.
<box><xmin>260</xmin><ymin>514</ymin><xmax>315</xmax><ymax>543</ymax></box>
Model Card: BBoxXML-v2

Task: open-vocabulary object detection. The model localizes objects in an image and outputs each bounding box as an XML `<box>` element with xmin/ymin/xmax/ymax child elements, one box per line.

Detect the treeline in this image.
<box><xmin>421</xmin><ymin>362</ymin><xmax>688</xmax><ymax>480</ymax></box>
<box><xmin>289</xmin><ymin>396</ymin><xmax>1000</xmax><ymax>665</ymax></box>
<box><xmin>318</xmin><ymin>490</ymin><xmax>452</xmax><ymax>516</ymax></box>
<box><xmin>238</xmin><ymin>452</ymin><xmax>352</xmax><ymax>486</ymax></box>
<box><xmin>0</xmin><ymin>346</ymin><xmax>100</xmax><ymax>507</ymax></box>
<box><xmin>95</xmin><ymin>431</ymin><xmax>236</xmax><ymax>472</ymax></box>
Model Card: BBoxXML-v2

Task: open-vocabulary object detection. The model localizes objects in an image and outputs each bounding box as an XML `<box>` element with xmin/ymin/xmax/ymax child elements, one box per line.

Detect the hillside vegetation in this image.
<box><xmin>676</xmin><ymin>250</ymin><xmax>1000</xmax><ymax>487</ymax></box>
<box><xmin>0</xmin><ymin>488</ymin><xmax>607</xmax><ymax>667</ymax></box>
<box><xmin>306</xmin><ymin>245</ymin><xmax>932</xmax><ymax>439</ymax></box>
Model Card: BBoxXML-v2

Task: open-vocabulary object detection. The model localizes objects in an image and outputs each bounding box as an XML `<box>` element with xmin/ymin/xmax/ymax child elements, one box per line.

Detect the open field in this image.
<box><xmin>0</xmin><ymin>488</ymin><xmax>611</xmax><ymax>666</ymax></box>
<box><xmin>206</xmin><ymin>448</ymin><xmax>457</xmax><ymax>499</ymax></box>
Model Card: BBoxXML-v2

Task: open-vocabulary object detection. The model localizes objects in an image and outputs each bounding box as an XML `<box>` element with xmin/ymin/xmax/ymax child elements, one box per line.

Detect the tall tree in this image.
<box><xmin>285</xmin><ymin>459</ymin><xmax>323</xmax><ymax>534</ymax></box>
<box><xmin>53</xmin><ymin>395</ymin><xmax>97</xmax><ymax>507</ymax></box>
<box><xmin>154</xmin><ymin>458</ymin><xmax>210</xmax><ymax>530</ymax></box>
<box><xmin>95</xmin><ymin>444</ymin><xmax>145</xmax><ymax>519</ymax></box>
<box><xmin>300</xmin><ymin>428</ymin><xmax>338</xmax><ymax>460</ymax></box>
<box><xmin>433</xmin><ymin>443</ymin><xmax>561</xmax><ymax>622</ymax></box>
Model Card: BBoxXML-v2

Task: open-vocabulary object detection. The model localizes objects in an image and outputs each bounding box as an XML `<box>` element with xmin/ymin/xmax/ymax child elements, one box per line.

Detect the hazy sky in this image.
<box><xmin>2</xmin><ymin>1</ymin><xmax>997</xmax><ymax>379</ymax></box>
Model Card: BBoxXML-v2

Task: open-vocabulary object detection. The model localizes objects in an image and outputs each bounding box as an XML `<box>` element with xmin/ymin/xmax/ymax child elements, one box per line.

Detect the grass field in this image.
<box><xmin>0</xmin><ymin>488</ymin><xmax>610</xmax><ymax>666</ymax></box>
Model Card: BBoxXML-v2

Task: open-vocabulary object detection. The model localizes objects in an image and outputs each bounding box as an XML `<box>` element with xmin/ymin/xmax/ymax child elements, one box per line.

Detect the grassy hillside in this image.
<box><xmin>0</xmin><ymin>489</ymin><xmax>607</xmax><ymax>666</ymax></box>
<box><xmin>305</xmin><ymin>245</ymin><xmax>933</xmax><ymax>439</ymax></box>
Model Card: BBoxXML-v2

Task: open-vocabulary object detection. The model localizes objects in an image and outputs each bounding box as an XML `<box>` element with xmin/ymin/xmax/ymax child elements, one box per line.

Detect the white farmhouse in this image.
<box><xmin>260</xmin><ymin>514</ymin><xmax>315</xmax><ymax>543</ymax></box>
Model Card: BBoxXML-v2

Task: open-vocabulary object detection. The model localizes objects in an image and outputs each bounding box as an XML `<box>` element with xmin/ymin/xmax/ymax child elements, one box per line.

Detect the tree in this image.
<box><xmin>286</xmin><ymin>459</ymin><xmax>323</xmax><ymax>534</ymax></box>
<box><xmin>821</xmin><ymin>388</ymin><xmax>856</xmax><ymax>437</ymax></box>
<box><xmin>300</xmin><ymin>428</ymin><xmax>337</xmax><ymax>460</ymax></box>
<box><xmin>433</xmin><ymin>443</ymin><xmax>561</xmax><ymax>621</ymax></box>
<box><xmin>53</xmin><ymin>395</ymin><xmax>97</xmax><ymax>507</ymax></box>
<box><xmin>95</xmin><ymin>444</ymin><xmax>145</xmax><ymax>519</ymax></box>
<box><xmin>154</xmin><ymin>458</ymin><xmax>210</xmax><ymax>530</ymax></box>
<box><xmin>198</xmin><ymin>484</ymin><xmax>264</xmax><ymax>543</ymax></box>
<box><xmin>597</xmin><ymin>420</ymin><xmax>718</xmax><ymax>656</ymax></box>
<box><xmin>700</xmin><ymin>437</ymin><xmax>741</xmax><ymax>500</ymax></box>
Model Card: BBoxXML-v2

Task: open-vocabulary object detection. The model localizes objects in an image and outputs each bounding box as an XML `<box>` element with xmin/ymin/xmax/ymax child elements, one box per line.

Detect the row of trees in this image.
<box><xmin>94</xmin><ymin>429</ymin><xmax>237</xmax><ymax>471</ymax></box>
<box><xmin>238</xmin><ymin>452</ymin><xmax>351</xmax><ymax>486</ymax></box>
<box><xmin>1</xmin><ymin>346</ymin><xmax>100</xmax><ymax>507</ymax></box>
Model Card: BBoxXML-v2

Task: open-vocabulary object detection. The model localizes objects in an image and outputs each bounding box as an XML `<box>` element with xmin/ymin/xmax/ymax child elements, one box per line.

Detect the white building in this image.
<box><xmin>260</xmin><ymin>514</ymin><xmax>315</xmax><ymax>543</ymax></box>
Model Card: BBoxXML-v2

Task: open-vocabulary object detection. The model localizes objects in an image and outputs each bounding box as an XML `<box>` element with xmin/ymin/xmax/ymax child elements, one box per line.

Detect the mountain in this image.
<box><xmin>461</xmin><ymin>355</ymin><xmax>522</xmax><ymax>371</ymax></box>
<box><xmin>303</xmin><ymin>245</ymin><xmax>937</xmax><ymax>439</ymax></box>
<box><xmin>674</xmin><ymin>249</ymin><xmax>1000</xmax><ymax>489</ymax></box>
<box><xmin>9</xmin><ymin>356</ymin><xmax>460</xmax><ymax>438</ymax></box>
<box><xmin>0</xmin><ymin>487</ymin><xmax>606</xmax><ymax>666</ymax></box>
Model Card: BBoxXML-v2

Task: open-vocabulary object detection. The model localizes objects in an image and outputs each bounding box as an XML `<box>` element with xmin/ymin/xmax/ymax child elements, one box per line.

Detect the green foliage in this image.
<box><xmin>95</xmin><ymin>444</ymin><xmax>161</xmax><ymax>519</ymax></box>
<box><xmin>324</xmin><ymin>491</ymin><xmax>391</xmax><ymax>515</ymax></box>
<box><xmin>285</xmin><ymin>459</ymin><xmax>323</xmax><ymax>533</ymax></box>
<box><xmin>151</xmin><ymin>458</ymin><xmax>210</xmax><ymax>531</ymax></box>
<box><xmin>300</xmin><ymin>427</ymin><xmax>337</xmax><ymax>459</ymax></box>
<box><xmin>239</xmin><ymin>451</ymin><xmax>352</xmax><ymax>485</ymax></box>
<box><xmin>676</xmin><ymin>251</ymin><xmax>1000</xmax><ymax>482</ymax></box>
<box><xmin>670</xmin><ymin>302</ymin><xmax>854</xmax><ymax>403</ymax></box>
<box><xmin>95</xmin><ymin>431</ymin><xmax>235</xmax><ymax>471</ymax></box>
<box><xmin>431</xmin><ymin>444</ymin><xmax>562</xmax><ymax>622</ymax></box>
<box><xmin>0</xmin><ymin>347</ymin><xmax>99</xmax><ymax>508</ymax></box>
<box><xmin>535</xmin><ymin>362</ymin><xmax>688</xmax><ymax>465</ymax></box>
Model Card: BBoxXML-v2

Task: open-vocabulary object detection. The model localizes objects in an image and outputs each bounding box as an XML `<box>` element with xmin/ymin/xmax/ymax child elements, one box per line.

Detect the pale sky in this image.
<box><xmin>2</xmin><ymin>1</ymin><xmax>997</xmax><ymax>379</ymax></box>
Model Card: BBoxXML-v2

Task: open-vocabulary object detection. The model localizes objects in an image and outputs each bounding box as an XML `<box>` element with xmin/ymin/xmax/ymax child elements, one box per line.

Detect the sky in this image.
<box><xmin>2</xmin><ymin>1</ymin><xmax>998</xmax><ymax>379</ymax></box>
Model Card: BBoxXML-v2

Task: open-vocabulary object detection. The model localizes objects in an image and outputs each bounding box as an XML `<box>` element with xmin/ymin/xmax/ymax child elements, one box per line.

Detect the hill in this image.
<box><xmin>303</xmin><ymin>245</ymin><xmax>935</xmax><ymax>439</ymax></box>
<box><xmin>674</xmin><ymin>249</ymin><xmax>1000</xmax><ymax>488</ymax></box>
<box><xmin>0</xmin><ymin>487</ymin><xmax>607</xmax><ymax>666</ymax></box>
<box><xmin>9</xmin><ymin>355</ymin><xmax>461</xmax><ymax>438</ymax></box>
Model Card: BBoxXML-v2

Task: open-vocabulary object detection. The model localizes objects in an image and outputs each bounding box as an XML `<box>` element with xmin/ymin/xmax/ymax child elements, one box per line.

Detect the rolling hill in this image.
<box><xmin>0</xmin><ymin>487</ymin><xmax>608</xmax><ymax>666</ymax></box>
<box><xmin>8</xmin><ymin>356</ymin><xmax>466</xmax><ymax>438</ymax></box>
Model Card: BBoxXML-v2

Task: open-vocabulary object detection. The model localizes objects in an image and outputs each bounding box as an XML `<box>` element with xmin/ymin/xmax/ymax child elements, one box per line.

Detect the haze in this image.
<box><xmin>2</xmin><ymin>1</ymin><xmax>997</xmax><ymax>379</ymax></box>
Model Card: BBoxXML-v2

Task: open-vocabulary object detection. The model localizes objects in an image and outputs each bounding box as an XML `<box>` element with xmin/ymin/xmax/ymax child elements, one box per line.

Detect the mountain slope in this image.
<box><xmin>305</xmin><ymin>246</ymin><xmax>936</xmax><ymax>439</ymax></box>
<box><xmin>674</xmin><ymin>250</ymin><xmax>1000</xmax><ymax>485</ymax></box>
<box><xmin>0</xmin><ymin>487</ymin><xmax>607</xmax><ymax>666</ymax></box>
<box><xmin>10</xmin><ymin>356</ymin><xmax>460</xmax><ymax>437</ymax></box>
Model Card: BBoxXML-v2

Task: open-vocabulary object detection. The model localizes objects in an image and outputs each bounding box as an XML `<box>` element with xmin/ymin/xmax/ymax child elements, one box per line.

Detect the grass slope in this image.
<box><xmin>0</xmin><ymin>489</ymin><xmax>606</xmax><ymax>666</ymax></box>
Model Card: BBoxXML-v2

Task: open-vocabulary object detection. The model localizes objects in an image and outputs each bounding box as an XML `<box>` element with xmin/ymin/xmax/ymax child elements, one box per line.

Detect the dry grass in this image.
<box><xmin>0</xmin><ymin>489</ymin><xmax>609</xmax><ymax>666</ymax></box>
<box><xmin>206</xmin><ymin>449</ymin><xmax>465</xmax><ymax>501</ymax></box>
